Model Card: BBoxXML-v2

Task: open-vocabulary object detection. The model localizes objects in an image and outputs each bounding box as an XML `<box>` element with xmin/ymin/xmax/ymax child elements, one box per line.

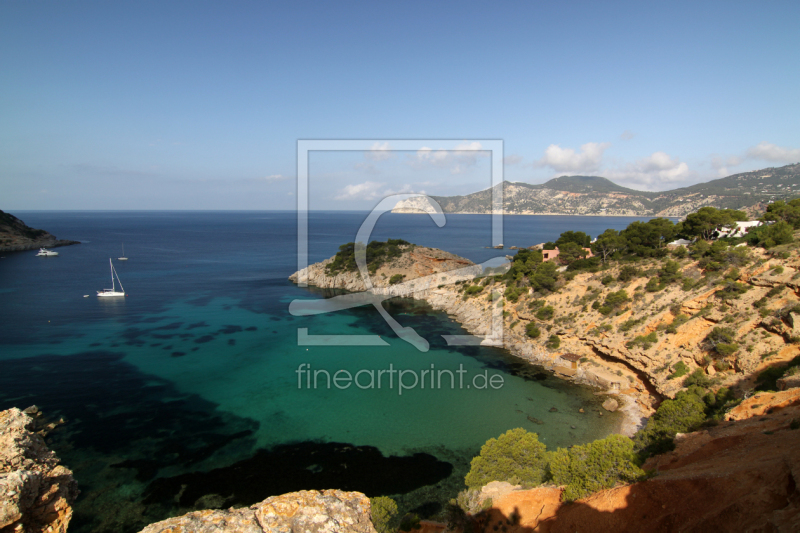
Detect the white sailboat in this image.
<box><xmin>97</xmin><ymin>258</ymin><xmax>126</xmax><ymax>297</ymax></box>
<box><xmin>118</xmin><ymin>243</ymin><xmax>128</xmax><ymax>261</ymax></box>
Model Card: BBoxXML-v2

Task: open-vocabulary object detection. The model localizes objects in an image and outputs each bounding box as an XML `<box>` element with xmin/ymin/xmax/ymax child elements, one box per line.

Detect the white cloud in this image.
<box><xmin>504</xmin><ymin>155</ymin><xmax>523</xmax><ymax>166</ymax></box>
<box><xmin>414</xmin><ymin>142</ymin><xmax>488</xmax><ymax>173</ymax></box>
<box><xmin>365</xmin><ymin>142</ymin><xmax>393</xmax><ymax>161</ymax></box>
<box><xmin>536</xmin><ymin>142</ymin><xmax>610</xmax><ymax>174</ymax></box>
<box><xmin>710</xmin><ymin>155</ymin><xmax>744</xmax><ymax>177</ymax></box>
<box><xmin>334</xmin><ymin>181</ymin><xmax>424</xmax><ymax>201</ymax></box>
<box><xmin>605</xmin><ymin>151</ymin><xmax>690</xmax><ymax>186</ymax></box>
<box><xmin>620</xmin><ymin>130</ymin><xmax>635</xmax><ymax>141</ymax></box>
<box><xmin>261</xmin><ymin>174</ymin><xmax>291</xmax><ymax>182</ymax></box>
<box><xmin>335</xmin><ymin>181</ymin><xmax>387</xmax><ymax>201</ymax></box>
<box><xmin>746</xmin><ymin>142</ymin><xmax>800</xmax><ymax>164</ymax></box>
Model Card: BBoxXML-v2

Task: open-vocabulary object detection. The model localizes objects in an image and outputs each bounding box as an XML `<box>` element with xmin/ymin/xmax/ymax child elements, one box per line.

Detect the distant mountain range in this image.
<box><xmin>392</xmin><ymin>163</ymin><xmax>800</xmax><ymax>218</ymax></box>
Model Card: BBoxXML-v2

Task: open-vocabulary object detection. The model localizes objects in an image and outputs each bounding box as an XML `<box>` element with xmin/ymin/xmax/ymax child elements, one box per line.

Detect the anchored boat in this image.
<box><xmin>97</xmin><ymin>258</ymin><xmax>126</xmax><ymax>297</ymax></box>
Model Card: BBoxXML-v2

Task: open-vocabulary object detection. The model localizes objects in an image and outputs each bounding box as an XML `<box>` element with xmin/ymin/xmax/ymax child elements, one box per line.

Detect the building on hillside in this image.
<box><xmin>530</xmin><ymin>245</ymin><xmax>594</xmax><ymax>262</ymax></box>
<box><xmin>557</xmin><ymin>353</ymin><xmax>582</xmax><ymax>370</ymax></box>
<box><xmin>714</xmin><ymin>220</ymin><xmax>764</xmax><ymax>239</ymax></box>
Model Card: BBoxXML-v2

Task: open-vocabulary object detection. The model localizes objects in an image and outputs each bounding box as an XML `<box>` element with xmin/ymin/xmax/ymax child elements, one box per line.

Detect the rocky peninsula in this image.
<box><xmin>0</xmin><ymin>210</ymin><xmax>79</xmax><ymax>253</ymax></box>
<box><xmin>291</xmin><ymin>235</ymin><xmax>800</xmax><ymax>435</ymax></box>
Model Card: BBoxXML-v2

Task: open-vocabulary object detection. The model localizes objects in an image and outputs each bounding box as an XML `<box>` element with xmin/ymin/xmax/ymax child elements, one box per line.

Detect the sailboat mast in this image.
<box><xmin>109</xmin><ymin>258</ymin><xmax>114</xmax><ymax>291</ymax></box>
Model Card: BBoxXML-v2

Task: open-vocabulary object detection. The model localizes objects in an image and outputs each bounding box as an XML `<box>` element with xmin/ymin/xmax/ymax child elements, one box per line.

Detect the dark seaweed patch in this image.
<box><xmin>194</xmin><ymin>335</ymin><xmax>215</xmax><ymax>344</ymax></box>
<box><xmin>143</xmin><ymin>441</ymin><xmax>452</xmax><ymax>510</ymax></box>
<box><xmin>218</xmin><ymin>325</ymin><xmax>242</xmax><ymax>335</ymax></box>
<box><xmin>170</xmin><ymin>352</ymin><xmax>186</xmax><ymax>357</ymax></box>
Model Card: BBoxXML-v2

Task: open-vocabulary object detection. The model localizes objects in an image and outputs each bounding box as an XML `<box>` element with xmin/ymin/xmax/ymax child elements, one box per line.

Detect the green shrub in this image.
<box><xmin>772</xmin><ymin>265</ymin><xmax>785</xmax><ymax>275</ymax></box>
<box><xmin>546</xmin><ymin>334</ymin><xmax>561</xmax><ymax>350</ymax></box>
<box><xmin>536</xmin><ymin>305</ymin><xmax>555</xmax><ymax>321</ymax></box>
<box><xmin>617</xmin><ymin>265</ymin><xmax>640</xmax><ymax>282</ymax></box>
<box><xmin>601</xmin><ymin>274</ymin><xmax>614</xmax><ymax>286</ymax></box>
<box><xmin>529</xmin><ymin>299</ymin><xmax>546</xmax><ymax>310</ymax></box>
<box><xmin>683</xmin><ymin>368</ymin><xmax>712</xmax><ymax>388</ymax></box>
<box><xmin>464</xmin><ymin>428</ymin><xmax>549</xmax><ymax>489</ymax></box>
<box><xmin>717</xmin><ymin>281</ymin><xmax>749</xmax><ymax>300</ymax></box>
<box><xmin>370</xmin><ymin>496</ymin><xmax>398</xmax><ymax>533</ymax></box>
<box><xmin>618</xmin><ymin>317</ymin><xmax>644</xmax><ymax>332</ymax></box>
<box><xmin>633</xmin><ymin>390</ymin><xmax>707</xmax><ymax>456</ymax></box>
<box><xmin>668</xmin><ymin>361</ymin><xmax>689</xmax><ymax>380</ymax></box>
<box><xmin>326</xmin><ymin>239</ymin><xmax>410</xmax><ymax>274</ymax></box>
<box><xmin>665</xmin><ymin>314</ymin><xmax>689</xmax><ymax>334</ymax></box>
<box><xmin>399</xmin><ymin>513</ymin><xmax>420</xmax><ymax>532</ymax></box>
<box><xmin>526</xmin><ymin>322</ymin><xmax>541</xmax><ymax>339</ymax></box>
<box><xmin>505</xmin><ymin>285</ymin><xmax>526</xmax><ymax>302</ymax></box>
<box><xmin>549</xmin><ymin>434</ymin><xmax>645</xmax><ymax>501</ymax></box>
<box><xmin>645</xmin><ymin>277</ymin><xmax>664</xmax><ymax>292</ymax></box>
<box><xmin>705</xmin><ymin>327</ymin><xmax>737</xmax><ymax>356</ymax></box>
<box><xmin>627</xmin><ymin>331</ymin><xmax>658</xmax><ymax>350</ymax></box>
<box><xmin>389</xmin><ymin>274</ymin><xmax>406</xmax><ymax>285</ymax></box>
<box><xmin>672</xmin><ymin>245</ymin><xmax>688</xmax><ymax>259</ymax></box>
<box><xmin>463</xmin><ymin>284</ymin><xmax>483</xmax><ymax>295</ymax></box>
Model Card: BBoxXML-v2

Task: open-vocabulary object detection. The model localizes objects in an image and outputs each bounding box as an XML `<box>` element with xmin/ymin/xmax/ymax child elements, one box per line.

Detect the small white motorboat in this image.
<box><xmin>36</xmin><ymin>248</ymin><xmax>59</xmax><ymax>256</ymax></box>
<box><xmin>97</xmin><ymin>258</ymin><xmax>126</xmax><ymax>297</ymax></box>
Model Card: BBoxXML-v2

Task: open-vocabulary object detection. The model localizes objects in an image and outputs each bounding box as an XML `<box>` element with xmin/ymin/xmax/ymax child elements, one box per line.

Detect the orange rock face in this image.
<box><xmin>483</xmin><ymin>389</ymin><xmax>800</xmax><ymax>532</ymax></box>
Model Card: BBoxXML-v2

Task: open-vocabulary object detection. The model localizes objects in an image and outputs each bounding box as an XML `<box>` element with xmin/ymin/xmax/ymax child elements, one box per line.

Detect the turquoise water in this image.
<box><xmin>0</xmin><ymin>211</ymin><xmax>653</xmax><ymax>532</ymax></box>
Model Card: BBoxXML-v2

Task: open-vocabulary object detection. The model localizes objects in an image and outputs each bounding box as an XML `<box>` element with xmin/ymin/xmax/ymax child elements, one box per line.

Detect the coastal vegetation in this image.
<box><xmin>326</xmin><ymin>239</ymin><xmax>411</xmax><ymax>274</ymax></box>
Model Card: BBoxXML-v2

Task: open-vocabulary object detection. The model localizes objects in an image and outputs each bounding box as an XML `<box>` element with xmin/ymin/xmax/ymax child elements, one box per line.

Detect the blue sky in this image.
<box><xmin>2</xmin><ymin>0</ymin><xmax>799</xmax><ymax>210</ymax></box>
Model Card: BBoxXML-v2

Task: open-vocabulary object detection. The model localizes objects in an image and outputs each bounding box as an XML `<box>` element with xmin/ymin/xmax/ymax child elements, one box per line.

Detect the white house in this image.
<box><xmin>714</xmin><ymin>220</ymin><xmax>764</xmax><ymax>239</ymax></box>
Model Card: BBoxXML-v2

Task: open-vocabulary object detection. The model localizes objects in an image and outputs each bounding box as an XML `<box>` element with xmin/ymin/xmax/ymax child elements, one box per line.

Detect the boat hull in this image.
<box><xmin>97</xmin><ymin>291</ymin><xmax>125</xmax><ymax>297</ymax></box>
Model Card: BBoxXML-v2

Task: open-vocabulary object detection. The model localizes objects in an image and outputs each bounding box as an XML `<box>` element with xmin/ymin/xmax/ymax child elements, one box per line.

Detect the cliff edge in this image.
<box><xmin>483</xmin><ymin>388</ymin><xmax>800</xmax><ymax>532</ymax></box>
<box><xmin>138</xmin><ymin>489</ymin><xmax>377</xmax><ymax>533</ymax></box>
<box><xmin>0</xmin><ymin>408</ymin><xmax>78</xmax><ymax>533</ymax></box>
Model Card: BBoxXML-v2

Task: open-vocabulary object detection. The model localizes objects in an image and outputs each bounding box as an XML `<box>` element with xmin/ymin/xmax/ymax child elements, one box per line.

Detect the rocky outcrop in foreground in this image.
<box><xmin>483</xmin><ymin>388</ymin><xmax>800</xmax><ymax>532</ymax></box>
<box><xmin>139</xmin><ymin>489</ymin><xmax>376</xmax><ymax>533</ymax></box>
<box><xmin>0</xmin><ymin>210</ymin><xmax>79</xmax><ymax>252</ymax></box>
<box><xmin>0</xmin><ymin>408</ymin><xmax>78</xmax><ymax>533</ymax></box>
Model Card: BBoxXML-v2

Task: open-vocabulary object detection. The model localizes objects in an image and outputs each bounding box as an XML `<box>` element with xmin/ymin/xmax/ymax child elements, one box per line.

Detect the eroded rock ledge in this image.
<box><xmin>0</xmin><ymin>408</ymin><xmax>78</xmax><ymax>533</ymax></box>
<box><xmin>138</xmin><ymin>489</ymin><xmax>376</xmax><ymax>533</ymax></box>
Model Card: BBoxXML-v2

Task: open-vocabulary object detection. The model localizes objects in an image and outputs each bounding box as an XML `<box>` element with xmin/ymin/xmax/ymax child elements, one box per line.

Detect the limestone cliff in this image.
<box><xmin>138</xmin><ymin>489</ymin><xmax>376</xmax><ymax>533</ymax></box>
<box><xmin>290</xmin><ymin>240</ymin><xmax>800</xmax><ymax>430</ymax></box>
<box><xmin>0</xmin><ymin>211</ymin><xmax>79</xmax><ymax>252</ymax></box>
<box><xmin>0</xmin><ymin>408</ymin><xmax>78</xmax><ymax>533</ymax></box>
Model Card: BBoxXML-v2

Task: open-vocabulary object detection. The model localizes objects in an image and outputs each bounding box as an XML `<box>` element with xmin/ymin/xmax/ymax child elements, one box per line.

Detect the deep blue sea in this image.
<box><xmin>0</xmin><ymin>211</ymin><xmax>657</xmax><ymax>532</ymax></box>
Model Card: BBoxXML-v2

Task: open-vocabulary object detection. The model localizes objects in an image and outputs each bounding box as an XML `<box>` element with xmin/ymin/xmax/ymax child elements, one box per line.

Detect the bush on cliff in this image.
<box><xmin>633</xmin><ymin>390</ymin><xmax>707</xmax><ymax>456</ymax></box>
<box><xmin>370</xmin><ymin>496</ymin><xmax>398</xmax><ymax>533</ymax></box>
<box><xmin>464</xmin><ymin>428</ymin><xmax>549</xmax><ymax>489</ymax></box>
<box><xmin>525</xmin><ymin>322</ymin><xmax>541</xmax><ymax>338</ymax></box>
<box><xmin>549</xmin><ymin>434</ymin><xmax>645</xmax><ymax>501</ymax></box>
<box><xmin>326</xmin><ymin>239</ymin><xmax>411</xmax><ymax>274</ymax></box>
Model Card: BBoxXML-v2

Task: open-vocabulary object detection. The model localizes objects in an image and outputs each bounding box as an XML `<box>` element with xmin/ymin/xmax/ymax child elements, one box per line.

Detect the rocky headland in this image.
<box><xmin>290</xmin><ymin>236</ymin><xmax>800</xmax><ymax>438</ymax></box>
<box><xmin>0</xmin><ymin>211</ymin><xmax>79</xmax><ymax>253</ymax></box>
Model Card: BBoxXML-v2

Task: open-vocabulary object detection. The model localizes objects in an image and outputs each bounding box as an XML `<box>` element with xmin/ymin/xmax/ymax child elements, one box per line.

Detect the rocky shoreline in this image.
<box><xmin>0</xmin><ymin>239</ymin><xmax>81</xmax><ymax>253</ymax></box>
<box><xmin>290</xmin><ymin>248</ymin><xmax>649</xmax><ymax>436</ymax></box>
<box><xmin>0</xmin><ymin>210</ymin><xmax>80</xmax><ymax>253</ymax></box>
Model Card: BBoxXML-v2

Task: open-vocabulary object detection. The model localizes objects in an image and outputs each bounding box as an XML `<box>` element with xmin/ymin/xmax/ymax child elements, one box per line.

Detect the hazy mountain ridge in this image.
<box><xmin>393</xmin><ymin>163</ymin><xmax>800</xmax><ymax>217</ymax></box>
